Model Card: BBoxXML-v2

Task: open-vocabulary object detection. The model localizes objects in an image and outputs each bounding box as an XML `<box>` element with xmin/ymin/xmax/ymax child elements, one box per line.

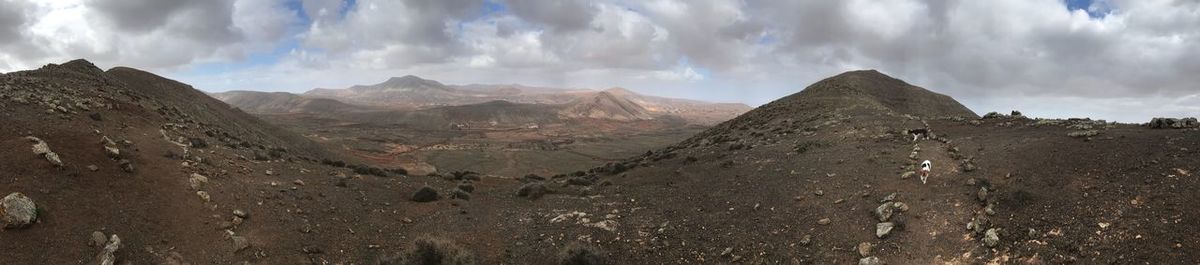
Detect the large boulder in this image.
<box><xmin>411</xmin><ymin>186</ymin><xmax>439</xmax><ymax>202</ymax></box>
<box><xmin>1150</xmin><ymin>117</ymin><xmax>1198</xmax><ymax>129</ymax></box>
<box><xmin>1</xmin><ymin>192</ymin><xmax>38</xmax><ymax>229</ymax></box>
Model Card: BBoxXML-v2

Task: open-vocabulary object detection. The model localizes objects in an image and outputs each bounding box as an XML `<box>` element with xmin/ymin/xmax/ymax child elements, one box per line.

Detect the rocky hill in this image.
<box><xmin>519</xmin><ymin>69</ymin><xmax>1199</xmax><ymax>264</ymax></box>
<box><xmin>560</xmin><ymin>90</ymin><xmax>655</xmax><ymax>121</ymax></box>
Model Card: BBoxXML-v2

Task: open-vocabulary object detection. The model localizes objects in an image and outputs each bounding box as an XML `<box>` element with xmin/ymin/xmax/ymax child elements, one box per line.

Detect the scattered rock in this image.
<box><xmin>858</xmin><ymin>256</ymin><xmax>883</xmax><ymax>265</ymax></box>
<box><xmin>516</xmin><ymin>182</ymin><xmax>548</xmax><ymax>200</ymax></box>
<box><xmin>817</xmin><ymin>218</ymin><xmax>831</xmax><ymax>225</ymax></box>
<box><xmin>984</xmin><ymin>204</ymin><xmax>996</xmax><ymax>215</ymax></box>
<box><xmin>90</xmin><ymin>231</ymin><xmax>107</xmax><ymax>247</ymax></box>
<box><xmin>411</xmin><ymin>185</ymin><xmax>439</xmax><ymax>202</ymax></box>
<box><xmin>231</xmin><ymin>236</ymin><xmax>250</xmax><ymax>252</ymax></box>
<box><xmin>875</xmin><ymin>202</ymin><xmax>896</xmax><ymax>222</ymax></box>
<box><xmin>196</xmin><ymin>191</ymin><xmax>210</xmax><ymax>202</ymax></box>
<box><xmin>1</xmin><ymin>192</ymin><xmax>38</xmax><ymax>229</ymax></box>
<box><xmin>857</xmin><ymin>242</ymin><xmax>873</xmax><ymax>257</ymax></box>
<box><xmin>876</xmin><ymin>222</ymin><xmax>895</xmax><ymax>238</ymax></box>
<box><xmin>880</xmin><ymin>193</ymin><xmax>897</xmax><ymax>203</ymax></box>
<box><xmin>95</xmin><ymin>235</ymin><xmax>121</xmax><ymax>265</ymax></box>
<box><xmin>1067</xmin><ymin>130</ymin><xmax>1099</xmax><ymax>138</ymax></box>
<box><xmin>977</xmin><ymin>187</ymin><xmax>989</xmax><ymax>202</ymax></box>
<box><xmin>188</xmin><ymin>137</ymin><xmax>208</xmax><ymax>148</ymax></box>
<box><xmin>293</xmin><ymin>179</ymin><xmax>305</xmax><ymax>186</ymax></box>
<box><xmin>814</xmin><ymin>190</ymin><xmax>824</xmax><ymax>196</ymax></box>
<box><xmin>961</xmin><ymin>161</ymin><xmax>976</xmax><ymax>172</ymax></box>
<box><xmin>799</xmin><ymin>235</ymin><xmax>812</xmax><ymax>246</ymax></box>
<box><xmin>894</xmin><ymin>202</ymin><xmax>909</xmax><ymax>212</ymax></box>
<box><xmin>118</xmin><ymin>159</ymin><xmax>134</xmax><ymax>172</ymax></box>
<box><xmin>188</xmin><ymin>173</ymin><xmax>208</xmax><ymax>191</ymax></box>
<box><xmin>457</xmin><ymin>182</ymin><xmax>475</xmax><ymax>193</ymax></box>
<box><xmin>26</xmin><ymin>136</ymin><xmax>63</xmax><ymax>167</ymax></box>
<box><xmin>984</xmin><ymin>228</ymin><xmax>1000</xmax><ymax>247</ymax></box>
<box><xmin>720</xmin><ymin>247</ymin><xmax>733</xmax><ymax>257</ymax></box>
<box><xmin>232</xmin><ymin>209</ymin><xmax>248</xmax><ymax>219</ymax></box>
<box><xmin>450</xmin><ymin>189</ymin><xmax>471</xmax><ymax>200</ymax></box>
<box><xmin>87</xmin><ymin>165</ymin><xmax>99</xmax><ymax>171</ymax></box>
<box><xmin>103</xmin><ymin>145</ymin><xmax>121</xmax><ymax>159</ymax></box>
<box><xmin>1150</xmin><ymin>117</ymin><xmax>1199</xmax><ymax>129</ymax></box>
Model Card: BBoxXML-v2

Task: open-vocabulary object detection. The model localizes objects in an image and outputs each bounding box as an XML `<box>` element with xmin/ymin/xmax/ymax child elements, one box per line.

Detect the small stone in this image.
<box><xmin>984</xmin><ymin>204</ymin><xmax>996</xmax><ymax>215</ymax></box>
<box><xmin>196</xmin><ymin>191</ymin><xmax>210</xmax><ymax>202</ymax></box>
<box><xmin>118</xmin><ymin>159</ymin><xmax>134</xmax><ymax>172</ymax></box>
<box><xmin>293</xmin><ymin>179</ymin><xmax>305</xmax><ymax>186</ymax></box>
<box><xmin>857</xmin><ymin>242</ymin><xmax>873</xmax><ymax>257</ymax></box>
<box><xmin>875</xmin><ymin>202</ymin><xmax>896</xmax><ymax>222</ymax></box>
<box><xmin>858</xmin><ymin>256</ymin><xmax>883</xmax><ymax>265</ymax></box>
<box><xmin>457</xmin><ymin>182</ymin><xmax>475</xmax><ymax>193</ymax></box>
<box><xmin>411</xmin><ymin>185</ymin><xmax>439</xmax><ymax>202</ymax></box>
<box><xmin>880</xmin><ymin>193</ymin><xmax>897</xmax><ymax>203</ymax></box>
<box><xmin>900</xmin><ymin>171</ymin><xmax>914</xmax><ymax>179</ymax></box>
<box><xmin>977</xmin><ymin>187</ymin><xmax>988</xmax><ymax>202</ymax></box>
<box><xmin>232</xmin><ymin>209</ymin><xmax>248</xmax><ymax>218</ymax></box>
<box><xmin>833</xmin><ymin>199</ymin><xmax>845</xmax><ymax>204</ymax></box>
<box><xmin>96</xmin><ymin>235</ymin><xmax>121</xmax><ymax>265</ymax></box>
<box><xmin>231</xmin><ymin>236</ymin><xmax>250</xmax><ymax>252</ymax></box>
<box><xmin>814</xmin><ymin>190</ymin><xmax>824</xmax><ymax>196</ymax></box>
<box><xmin>893</xmin><ymin>202</ymin><xmax>909</xmax><ymax>212</ymax></box>
<box><xmin>188</xmin><ymin>173</ymin><xmax>209</xmax><ymax>191</ymax></box>
<box><xmin>965</xmin><ymin>178</ymin><xmax>977</xmax><ymax>186</ymax></box>
<box><xmin>265</xmin><ymin>170</ymin><xmax>274</xmax><ymax>176</ymax></box>
<box><xmin>817</xmin><ymin>218</ymin><xmax>831</xmax><ymax>225</ymax></box>
<box><xmin>876</xmin><ymin>222</ymin><xmax>895</xmax><ymax>238</ymax></box>
<box><xmin>720</xmin><ymin>247</ymin><xmax>733</xmax><ymax>257</ymax></box>
<box><xmin>799</xmin><ymin>235</ymin><xmax>812</xmax><ymax>246</ymax></box>
<box><xmin>45</xmin><ymin>152</ymin><xmax>63</xmax><ymax>167</ymax></box>
<box><xmin>231</xmin><ymin>216</ymin><xmax>244</xmax><ymax>226</ymax></box>
<box><xmin>87</xmin><ymin>165</ymin><xmax>99</xmax><ymax>171</ymax></box>
<box><xmin>104</xmin><ymin>145</ymin><xmax>120</xmax><ymax>158</ymax></box>
<box><xmin>450</xmin><ymin>188</ymin><xmax>471</xmax><ymax>200</ymax></box>
<box><xmin>90</xmin><ymin>231</ymin><xmax>107</xmax><ymax>246</ymax></box>
<box><xmin>1</xmin><ymin>192</ymin><xmax>38</xmax><ymax>229</ymax></box>
<box><xmin>983</xmin><ymin>228</ymin><xmax>1000</xmax><ymax>247</ymax></box>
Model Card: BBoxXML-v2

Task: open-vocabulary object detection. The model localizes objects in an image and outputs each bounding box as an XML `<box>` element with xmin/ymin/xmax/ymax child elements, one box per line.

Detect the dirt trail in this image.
<box><xmin>895</xmin><ymin>134</ymin><xmax>990</xmax><ymax>263</ymax></box>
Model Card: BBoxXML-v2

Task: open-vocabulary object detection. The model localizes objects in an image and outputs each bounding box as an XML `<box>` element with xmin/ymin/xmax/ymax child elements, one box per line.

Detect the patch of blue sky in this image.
<box><xmin>1064</xmin><ymin>0</ymin><xmax>1113</xmax><ymax>18</ymax></box>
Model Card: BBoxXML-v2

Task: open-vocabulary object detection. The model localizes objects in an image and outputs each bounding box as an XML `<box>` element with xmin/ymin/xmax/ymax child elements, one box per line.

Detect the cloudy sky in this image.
<box><xmin>1</xmin><ymin>0</ymin><xmax>1197</xmax><ymax>122</ymax></box>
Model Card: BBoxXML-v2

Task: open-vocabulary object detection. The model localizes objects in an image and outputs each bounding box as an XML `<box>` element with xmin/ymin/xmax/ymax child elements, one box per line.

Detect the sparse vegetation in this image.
<box><xmin>376</xmin><ymin>237</ymin><xmax>476</xmax><ymax>265</ymax></box>
<box><xmin>794</xmin><ymin>141</ymin><xmax>830</xmax><ymax>154</ymax></box>
<box><xmin>558</xmin><ymin>241</ymin><xmax>607</xmax><ymax>265</ymax></box>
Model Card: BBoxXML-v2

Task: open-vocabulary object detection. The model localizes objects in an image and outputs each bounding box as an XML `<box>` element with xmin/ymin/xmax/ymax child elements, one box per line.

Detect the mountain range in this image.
<box><xmin>216</xmin><ymin>75</ymin><xmax>751</xmax><ymax>126</ymax></box>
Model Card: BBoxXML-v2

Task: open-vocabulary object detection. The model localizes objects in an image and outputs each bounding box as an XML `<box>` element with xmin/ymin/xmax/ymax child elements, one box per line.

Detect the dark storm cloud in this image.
<box><xmin>88</xmin><ymin>0</ymin><xmax>241</xmax><ymax>42</ymax></box>
<box><xmin>506</xmin><ymin>0</ymin><xmax>597</xmax><ymax>32</ymax></box>
<box><xmin>0</xmin><ymin>0</ymin><xmax>28</xmax><ymax>44</ymax></box>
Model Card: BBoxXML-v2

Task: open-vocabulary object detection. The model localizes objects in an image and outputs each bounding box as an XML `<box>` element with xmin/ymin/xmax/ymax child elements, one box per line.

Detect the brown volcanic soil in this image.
<box><xmin>1</xmin><ymin>61</ymin><xmax>1197</xmax><ymax>265</ymax></box>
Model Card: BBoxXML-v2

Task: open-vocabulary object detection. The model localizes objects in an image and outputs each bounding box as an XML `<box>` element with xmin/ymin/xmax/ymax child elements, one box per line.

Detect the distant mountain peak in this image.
<box><xmin>354</xmin><ymin>75</ymin><xmax>450</xmax><ymax>91</ymax></box>
<box><xmin>603</xmin><ymin>87</ymin><xmax>637</xmax><ymax>96</ymax></box>
<box><xmin>766</xmin><ymin>69</ymin><xmax>977</xmax><ymax>118</ymax></box>
<box><xmin>43</xmin><ymin>58</ymin><xmax>105</xmax><ymax>75</ymax></box>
